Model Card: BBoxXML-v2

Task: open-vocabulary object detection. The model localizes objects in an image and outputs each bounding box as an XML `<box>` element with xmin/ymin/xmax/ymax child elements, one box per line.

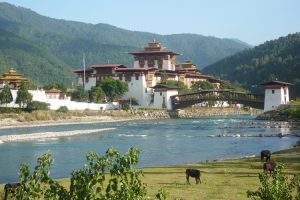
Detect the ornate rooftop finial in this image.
<box><xmin>145</xmin><ymin>41</ymin><xmax>164</xmax><ymax>51</ymax></box>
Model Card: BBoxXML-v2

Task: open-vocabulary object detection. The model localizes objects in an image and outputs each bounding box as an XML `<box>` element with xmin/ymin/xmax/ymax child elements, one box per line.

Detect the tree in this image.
<box><xmin>191</xmin><ymin>81</ymin><xmax>214</xmax><ymax>91</ymax></box>
<box><xmin>71</xmin><ymin>86</ymin><xmax>89</xmax><ymax>102</ymax></box>
<box><xmin>89</xmin><ymin>86</ymin><xmax>105</xmax><ymax>103</ymax></box>
<box><xmin>161</xmin><ymin>80</ymin><xmax>190</xmax><ymax>94</ymax></box>
<box><xmin>16</xmin><ymin>83</ymin><xmax>32</xmax><ymax>108</ymax></box>
<box><xmin>43</xmin><ymin>83</ymin><xmax>67</xmax><ymax>93</ymax></box>
<box><xmin>0</xmin><ymin>85</ymin><xmax>13</xmax><ymax>107</ymax></box>
<box><xmin>98</xmin><ymin>77</ymin><xmax>128</xmax><ymax>102</ymax></box>
<box><xmin>9</xmin><ymin>147</ymin><xmax>168</xmax><ymax>200</ymax></box>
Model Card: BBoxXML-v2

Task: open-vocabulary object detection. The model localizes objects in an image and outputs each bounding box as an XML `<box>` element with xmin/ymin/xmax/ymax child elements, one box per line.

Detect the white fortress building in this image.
<box><xmin>74</xmin><ymin>41</ymin><xmax>224</xmax><ymax>110</ymax></box>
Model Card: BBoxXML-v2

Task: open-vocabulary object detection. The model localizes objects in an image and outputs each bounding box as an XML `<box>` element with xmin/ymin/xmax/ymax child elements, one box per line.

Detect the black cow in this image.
<box><xmin>260</xmin><ymin>150</ymin><xmax>271</xmax><ymax>162</ymax></box>
<box><xmin>263</xmin><ymin>162</ymin><xmax>276</xmax><ymax>176</ymax></box>
<box><xmin>186</xmin><ymin>168</ymin><xmax>201</xmax><ymax>184</ymax></box>
<box><xmin>4</xmin><ymin>183</ymin><xmax>22</xmax><ymax>200</ymax></box>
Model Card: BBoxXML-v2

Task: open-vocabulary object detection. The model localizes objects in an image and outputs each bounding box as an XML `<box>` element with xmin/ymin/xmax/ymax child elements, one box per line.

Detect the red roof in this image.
<box><xmin>46</xmin><ymin>89</ymin><xmax>61</xmax><ymax>93</ymax></box>
<box><xmin>128</xmin><ymin>50</ymin><xmax>179</xmax><ymax>55</ymax></box>
<box><xmin>91</xmin><ymin>64</ymin><xmax>126</xmax><ymax>68</ymax></box>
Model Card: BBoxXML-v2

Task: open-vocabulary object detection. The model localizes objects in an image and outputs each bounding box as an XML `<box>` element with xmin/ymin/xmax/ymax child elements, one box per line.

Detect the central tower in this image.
<box><xmin>128</xmin><ymin>41</ymin><xmax>179</xmax><ymax>71</ymax></box>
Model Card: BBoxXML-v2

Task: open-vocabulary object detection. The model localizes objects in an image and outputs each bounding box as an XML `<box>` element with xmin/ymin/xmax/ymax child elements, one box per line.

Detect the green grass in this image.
<box><xmin>1</xmin><ymin>152</ymin><xmax>299</xmax><ymax>200</ymax></box>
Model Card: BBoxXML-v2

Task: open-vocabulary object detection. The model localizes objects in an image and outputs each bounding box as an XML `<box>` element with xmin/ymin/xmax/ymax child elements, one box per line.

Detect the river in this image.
<box><xmin>0</xmin><ymin>115</ymin><xmax>299</xmax><ymax>183</ymax></box>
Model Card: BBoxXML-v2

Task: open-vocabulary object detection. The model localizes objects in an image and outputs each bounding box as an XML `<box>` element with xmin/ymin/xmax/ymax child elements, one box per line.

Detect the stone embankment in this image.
<box><xmin>256</xmin><ymin>111</ymin><xmax>300</xmax><ymax>122</ymax></box>
<box><xmin>129</xmin><ymin>107</ymin><xmax>255</xmax><ymax>119</ymax></box>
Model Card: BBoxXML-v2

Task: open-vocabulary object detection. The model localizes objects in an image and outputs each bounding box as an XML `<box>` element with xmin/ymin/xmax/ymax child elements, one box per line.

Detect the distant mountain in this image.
<box><xmin>203</xmin><ymin>33</ymin><xmax>300</xmax><ymax>98</ymax></box>
<box><xmin>0</xmin><ymin>29</ymin><xmax>75</xmax><ymax>85</ymax></box>
<box><xmin>0</xmin><ymin>2</ymin><xmax>250</xmax><ymax>75</ymax></box>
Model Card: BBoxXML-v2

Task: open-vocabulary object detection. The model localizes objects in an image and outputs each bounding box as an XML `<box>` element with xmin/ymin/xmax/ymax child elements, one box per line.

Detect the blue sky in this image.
<box><xmin>2</xmin><ymin>0</ymin><xmax>300</xmax><ymax>45</ymax></box>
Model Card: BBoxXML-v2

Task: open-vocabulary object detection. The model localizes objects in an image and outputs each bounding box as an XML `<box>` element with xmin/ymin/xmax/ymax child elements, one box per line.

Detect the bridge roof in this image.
<box><xmin>151</xmin><ymin>84</ymin><xmax>179</xmax><ymax>90</ymax></box>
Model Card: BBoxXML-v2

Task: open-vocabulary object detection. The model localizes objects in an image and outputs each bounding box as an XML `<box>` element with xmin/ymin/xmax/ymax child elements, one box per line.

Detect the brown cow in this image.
<box><xmin>263</xmin><ymin>162</ymin><xmax>276</xmax><ymax>176</ymax></box>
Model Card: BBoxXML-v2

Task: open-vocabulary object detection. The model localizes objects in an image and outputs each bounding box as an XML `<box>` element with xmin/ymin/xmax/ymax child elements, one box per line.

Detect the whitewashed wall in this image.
<box><xmin>0</xmin><ymin>89</ymin><xmax>118</xmax><ymax>110</ymax></box>
<box><xmin>152</xmin><ymin>90</ymin><xmax>178</xmax><ymax>110</ymax></box>
<box><xmin>264</xmin><ymin>87</ymin><xmax>289</xmax><ymax>111</ymax></box>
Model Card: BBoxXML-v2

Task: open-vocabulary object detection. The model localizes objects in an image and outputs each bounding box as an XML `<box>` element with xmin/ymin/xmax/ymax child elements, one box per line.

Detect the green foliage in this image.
<box><xmin>89</xmin><ymin>86</ymin><xmax>105</xmax><ymax>103</ymax></box>
<box><xmin>26</xmin><ymin>101</ymin><xmax>49</xmax><ymax>111</ymax></box>
<box><xmin>191</xmin><ymin>81</ymin><xmax>214</xmax><ymax>91</ymax></box>
<box><xmin>130</xmin><ymin>97</ymin><xmax>139</xmax><ymax>105</ymax></box>
<box><xmin>97</xmin><ymin>78</ymin><xmax>128</xmax><ymax>102</ymax></box>
<box><xmin>56</xmin><ymin>106</ymin><xmax>69</xmax><ymax>113</ymax></box>
<box><xmin>71</xmin><ymin>86</ymin><xmax>89</xmax><ymax>102</ymax></box>
<box><xmin>0</xmin><ymin>85</ymin><xmax>13</xmax><ymax>106</ymax></box>
<box><xmin>8</xmin><ymin>147</ymin><xmax>167</xmax><ymax>200</ymax></box>
<box><xmin>220</xmin><ymin>82</ymin><xmax>249</xmax><ymax>93</ymax></box>
<box><xmin>161</xmin><ymin>80</ymin><xmax>189</xmax><ymax>94</ymax></box>
<box><xmin>0</xmin><ymin>107</ymin><xmax>23</xmax><ymax>113</ymax></box>
<box><xmin>43</xmin><ymin>83</ymin><xmax>67</xmax><ymax>93</ymax></box>
<box><xmin>156</xmin><ymin>188</ymin><xmax>169</xmax><ymax>200</ymax></box>
<box><xmin>16</xmin><ymin>83</ymin><xmax>33</xmax><ymax>108</ymax></box>
<box><xmin>0</xmin><ymin>29</ymin><xmax>75</xmax><ymax>86</ymax></box>
<box><xmin>247</xmin><ymin>165</ymin><xmax>300</xmax><ymax>200</ymax></box>
<box><xmin>203</xmin><ymin>33</ymin><xmax>300</xmax><ymax>98</ymax></box>
<box><xmin>279</xmin><ymin>105</ymin><xmax>300</xmax><ymax>119</ymax></box>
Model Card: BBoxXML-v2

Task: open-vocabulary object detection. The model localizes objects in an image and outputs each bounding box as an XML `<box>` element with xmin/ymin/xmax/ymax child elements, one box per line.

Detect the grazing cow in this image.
<box><xmin>186</xmin><ymin>168</ymin><xmax>201</xmax><ymax>184</ymax></box>
<box><xmin>261</xmin><ymin>150</ymin><xmax>271</xmax><ymax>162</ymax></box>
<box><xmin>4</xmin><ymin>183</ymin><xmax>22</xmax><ymax>200</ymax></box>
<box><xmin>263</xmin><ymin>162</ymin><xmax>276</xmax><ymax>176</ymax></box>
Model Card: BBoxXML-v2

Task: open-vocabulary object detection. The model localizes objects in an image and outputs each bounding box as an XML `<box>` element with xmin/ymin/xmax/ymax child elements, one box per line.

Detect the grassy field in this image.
<box><xmin>1</xmin><ymin>147</ymin><xmax>299</xmax><ymax>200</ymax></box>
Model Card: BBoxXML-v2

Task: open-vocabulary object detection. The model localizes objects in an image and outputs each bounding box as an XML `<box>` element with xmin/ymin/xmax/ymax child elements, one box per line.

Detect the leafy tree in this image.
<box><xmin>89</xmin><ymin>85</ymin><xmax>105</xmax><ymax>103</ymax></box>
<box><xmin>97</xmin><ymin>77</ymin><xmax>128</xmax><ymax>102</ymax></box>
<box><xmin>9</xmin><ymin>147</ymin><xmax>167</xmax><ymax>200</ymax></box>
<box><xmin>220</xmin><ymin>82</ymin><xmax>249</xmax><ymax>93</ymax></box>
<box><xmin>191</xmin><ymin>81</ymin><xmax>214</xmax><ymax>91</ymax></box>
<box><xmin>161</xmin><ymin>80</ymin><xmax>190</xmax><ymax>94</ymax></box>
<box><xmin>16</xmin><ymin>83</ymin><xmax>33</xmax><ymax>108</ymax></box>
<box><xmin>247</xmin><ymin>165</ymin><xmax>300</xmax><ymax>200</ymax></box>
<box><xmin>43</xmin><ymin>83</ymin><xmax>67</xmax><ymax>93</ymax></box>
<box><xmin>0</xmin><ymin>85</ymin><xmax>13</xmax><ymax>107</ymax></box>
<box><xmin>71</xmin><ymin>86</ymin><xmax>89</xmax><ymax>102</ymax></box>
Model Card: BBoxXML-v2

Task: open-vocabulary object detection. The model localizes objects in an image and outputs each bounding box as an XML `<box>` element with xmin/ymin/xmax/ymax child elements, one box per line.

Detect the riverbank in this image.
<box><xmin>0</xmin><ymin>107</ymin><xmax>256</xmax><ymax>129</ymax></box>
<box><xmin>1</xmin><ymin>147</ymin><xmax>299</xmax><ymax>200</ymax></box>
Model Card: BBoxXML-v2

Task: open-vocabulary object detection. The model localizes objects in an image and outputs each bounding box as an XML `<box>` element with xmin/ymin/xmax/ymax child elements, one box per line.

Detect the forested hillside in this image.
<box><xmin>0</xmin><ymin>29</ymin><xmax>75</xmax><ymax>85</ymax></box>
<box><xmin>203</xmin><ymin>33</ymin><xmax>300</xmax><ymax>98</ymax></box>
<box><xmin>0</xmin><ymin>2</ymin><xmax>250</xmax><ymax>71</ymax></box>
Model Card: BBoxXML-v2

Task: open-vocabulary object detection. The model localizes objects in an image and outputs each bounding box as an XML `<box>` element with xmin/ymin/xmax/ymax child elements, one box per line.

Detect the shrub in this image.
<box><xmin>0</xmin><ymin>107</ymin><xmax>23</xmax><ymax>113</ymax></box>
<box><xmin>26</xmin><ymin>101</ymin><xmax>50</xmax><ymax>111</ymax></box>
<box><xmin>8</xmin><ymin>147</ymin><xmax>167</xmax><ymax>200</ymax></box>
<box><xmin>247</xmin><ymin>165</ymin><xmax>300</xmax><ymax>200</ymax></box>
<box><xmin>56</xmin><ymin>106</ymin><xmax>69</xmax><ymax>113</ymax></box>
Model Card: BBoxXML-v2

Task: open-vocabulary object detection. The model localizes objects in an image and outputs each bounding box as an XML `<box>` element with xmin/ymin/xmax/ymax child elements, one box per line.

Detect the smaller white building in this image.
<box><xmin>261</xmin><ymin>81</ymin><xmax>292</xmax><ymax>112</ymax></box>
<box><xmin>151</xmin><ymin>84</ymin><xmax>179</xmax><ymax>110</ymax></box>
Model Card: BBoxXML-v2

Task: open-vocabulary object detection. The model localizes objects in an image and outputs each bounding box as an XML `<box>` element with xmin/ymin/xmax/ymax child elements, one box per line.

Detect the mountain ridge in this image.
<box><xmin>203</xmin><ymin>33</ymin><xmax>300</xmax><ymax>98</ymax></box>
<box><xmin>0</xmin><ymin>2</ymin><xmax>250</xmax><ymax>86</ymax></box>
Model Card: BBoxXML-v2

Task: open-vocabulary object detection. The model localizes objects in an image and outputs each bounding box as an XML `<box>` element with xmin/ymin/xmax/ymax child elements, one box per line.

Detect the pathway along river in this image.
<box><xmin>0</xmin><ymin>115</ymin><xmax>299</xmax><ymax>183</ymax></box>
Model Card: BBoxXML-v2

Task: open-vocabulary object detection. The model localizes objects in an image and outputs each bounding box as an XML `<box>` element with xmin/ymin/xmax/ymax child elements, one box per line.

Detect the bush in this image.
<box><xmin>26</xmin><ymin>101</ymin><xmax>50</xmax><ymax>111</ymax></box>
<box><xmin>56</xmin><ymin>106</ymin><xmax>69</xmax><ymax>113</ymax></box>
<box><xmin>8</xmin><ymin>147</ymin><xmax>167</xmax><ymax>200</ymax></box>
<box><xmin>247</xmin><ymin>165</ymin><xmax>300</xmax><ymax>200</ymax></box>
<box><xmin>0</xmin><ymin>107</ymin><xmax>23</xmax><ymax>113</ymax></box>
